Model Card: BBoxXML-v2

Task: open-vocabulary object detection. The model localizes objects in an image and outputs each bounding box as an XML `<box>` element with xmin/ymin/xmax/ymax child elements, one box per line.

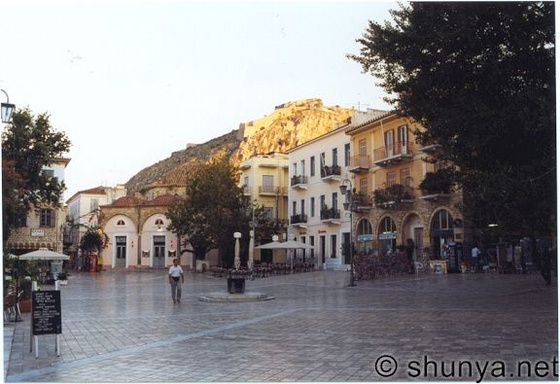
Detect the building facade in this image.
<box><xmin>64</xmin><ymin>184</ymin><xmax>127</xmax><ymax>267</ymax></box>
<box><xmin>98</xmin><ymin>194</ymin><xmax>185</xmax><ymax>270</ymax></box>
<box><xmin>345</xmin><ymin>112</ymin><xmax>466</xmax><ymax>271</ymax></box>
<box><xmin>238</xmin><ymin>152</ymin><xmax>289</xmax><ymax>263</ymax></box>
<box><xmin>5</xmin><ymin>158</ymin><xmax>70</xmax><ymax>255</ymax></box>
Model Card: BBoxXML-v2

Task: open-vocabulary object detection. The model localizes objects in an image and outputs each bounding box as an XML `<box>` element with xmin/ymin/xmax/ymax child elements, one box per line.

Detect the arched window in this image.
<box><xmin>155</xmin><ymin>219</ymin><xmax>164</xmax><ymax>226</ymax></box>
<box><xmin>116</xmin><ymin>219</ymin><xmax>125</xmax><ymax>226</ymax></box>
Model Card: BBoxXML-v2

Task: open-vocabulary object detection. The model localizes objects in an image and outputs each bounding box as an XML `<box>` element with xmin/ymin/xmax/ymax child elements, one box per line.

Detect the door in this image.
<box><xmin>385</xmin><ymin>130</ymin><xmax>394</xmax><ymax>157</ymax></box>
<box><xmin>343</xmin><ymin>232</ymin><xmax>351</xmax><ymax>264</ymax></box>
<box><xmin>320</xmin><ymin>235</ymin><xmax>326</xmax><ymax>265</ymax></box>
<box><xmin>115</xmin><ymin>236</ymin><xmax>127</xmax><ymax>267</ymax></box>
<box><xmin>399</xmin><ymin>124</ymin><xmax>408</xmax><ymax>155</ymax></box>
<box><xmin>153</xmin><ymin>235</ymin><xmax>166</xmax><ymax>268</ymax></box>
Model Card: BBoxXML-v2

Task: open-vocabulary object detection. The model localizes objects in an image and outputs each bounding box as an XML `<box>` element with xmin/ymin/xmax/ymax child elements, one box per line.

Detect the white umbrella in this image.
<box><xmin>255</xmin><ymin>240</ymin><xmax>314</xmax><ymax>250</ymax></box>
<box><xmin>18</xmin><ymin>248</ymin><xmax>70</xmax><ymax>261</ymax></box>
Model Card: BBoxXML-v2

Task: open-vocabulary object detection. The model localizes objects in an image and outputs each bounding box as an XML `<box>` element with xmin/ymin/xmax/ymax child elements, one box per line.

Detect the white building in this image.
<box><xmin>64</xmin><ymin>185</ymin><xmax>127</xmax><ymax>266</ymax></box>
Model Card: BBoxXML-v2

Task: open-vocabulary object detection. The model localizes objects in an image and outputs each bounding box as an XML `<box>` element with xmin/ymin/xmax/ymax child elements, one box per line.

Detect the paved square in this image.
<box><xmin>4</xmin><ymin>269</ymin><xmax>557</xmax><ymax>382</ymax></box>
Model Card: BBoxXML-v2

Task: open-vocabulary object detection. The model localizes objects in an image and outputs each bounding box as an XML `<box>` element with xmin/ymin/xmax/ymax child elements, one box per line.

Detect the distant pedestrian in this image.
<box><xmin>471</xmin><ymin>244</ymin><xmax>481</xmax><ymax>272</ymax></box>
<box><xmin>168</xmin><ymin>258</ymin><xmax>184</xmax><ymax>303</ymax></box>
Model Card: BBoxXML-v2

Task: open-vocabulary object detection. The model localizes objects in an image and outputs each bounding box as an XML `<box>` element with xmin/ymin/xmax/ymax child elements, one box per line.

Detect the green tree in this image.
<box><xmin>348</xmin><ymin>2</ymin><xmax>555</xmax><ymax>240</ymax></box>
<box><xmin>2</xmin><ymin>108</ymin><xmax>72</xmax><ymax>242</ymax></box>
<box><xmin>166</xmin><ymin>157</ymin><xmax>249</xmax><ymax>266</ymax></box>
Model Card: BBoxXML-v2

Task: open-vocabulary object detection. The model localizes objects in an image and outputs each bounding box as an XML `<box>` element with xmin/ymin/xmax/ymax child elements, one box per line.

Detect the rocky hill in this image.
<box><xmin>125</xmin><ymin>98</ymin><xmax>354</xmax><ymax>196</ymax></box>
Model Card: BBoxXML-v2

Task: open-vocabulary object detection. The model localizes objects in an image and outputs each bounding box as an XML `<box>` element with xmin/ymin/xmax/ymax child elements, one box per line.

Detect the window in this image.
<box><xmin>359</xmin><ymin>178</ymin><xmax>368</xmax><ymax>194</ymax></box>
<box><xmin>310</xmin><ymin>197</ymin><xmax>315</xmax><ymax>217</ymax></box>
<box><xmin>40</xmin><ymin>209</ymin><xmax>54</xmax><ymax>227</ymax></box>
<box><xmin>300</xmin><ymin>160</ymin><xmax>305</xmax><ymax>176</ymax></box>
<box><xmin>387</xmin><ymin>172</ymin><xmax>396</xmax><ymax>187</ymax></box>
<box><xmin>300</xmin><ymin>199</ymin><xmax>305</xmax><ymax>215</ymax></box>
<box><xmin>400</xmin><ymin>168</ymin><xmax>411</xmax><ymax>186</ymax></box>
<box><xmin>331</xmin><ymin>192</ymin><xmax>338</xmax><ymax>210</ymax></box>
<box><xmin>292</xmin><ymin>162</ymin><xmax>297</xmax><ymax>176</ymax></box>
<box><xmin>292</xmin><ymin>201</ymin><xmax>297</xmax><ymax>216</ymax></box>
<box><xmin>310</xmin><ymin>156</ymin><xmax>316</xmax><ymax>177</ymax></box>
<box><xmin>320</xmin><ymin>195</ymin><xmax>326</xmax><ymax>210</ymax></box>
<box><xmin>262</xmin><ymin>175</ymin><xmax>274</xmax><ymax>193</ymax></box>
<box><xmin>344</xmin><ymin>143</ymin><xmax>350</xmax><ymax>166</ymax></box>
<box><xmin>15</xmin><ymin>209</ymin><xmax>27</xmax><ymax>227</ymax></box>
<box><xmin>332</xmin><ymin>148</ymin><xmax>338</xmax><ymax>167</ymax></box>
<box><xmin>398</xmin><ymin>124</ymin><xmax>408</xmax><ymax>153</ymax></box>
<box><xmin>41</xmin><ymin>169</ymin><xmax>54</xmax><ymax>178</ymax></box>
<box><xmin>116</xmin><ymin>219</ymin><xmax>126</xmax><ymax>226</ymax></box>
<box><xmin>90</xmin><ymin>198</ymin><xmax>99</xmax><ymax>212</ymax></box>
<box><xmin>384</xmin><ymin>130</ymin><xmax>394</xmax><ymax>157</ymax></box>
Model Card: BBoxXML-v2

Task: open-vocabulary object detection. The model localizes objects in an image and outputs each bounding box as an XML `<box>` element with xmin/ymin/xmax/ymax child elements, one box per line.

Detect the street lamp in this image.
<box><xmin>1</xmin><ymin>89</ymin><xmax>15</xmax><ymax>123</ymax></box>
<box><xmin>339</xmin><ymin>178</ymin><xmax>357</xmax><ymax>287</ymax></box>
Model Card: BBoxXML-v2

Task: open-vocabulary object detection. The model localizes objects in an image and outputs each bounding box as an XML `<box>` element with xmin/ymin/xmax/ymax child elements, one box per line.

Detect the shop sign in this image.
<box><xmin>31</xmin><ymin>228</ymin><xmax>45</xmax><ymax>237</ymax></box>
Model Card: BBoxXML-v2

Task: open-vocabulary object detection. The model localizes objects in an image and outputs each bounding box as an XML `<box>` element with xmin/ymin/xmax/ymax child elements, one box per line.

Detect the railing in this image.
<box><xmin>349</xmin><ymin>155</ymin><xmax>371</xmax><ymax>169</ymax></box>
<box><xmin>290</xmin><ymin>175</ymin><xmax>308</xmax><ymax>186</ymax></box>
<box><xmin>373</xmin><ymin>141</ymin><xmax>413</xmax><ymax>163</ymax></box>
<box><xmin>320</xmin><ymin>208</ymin><xmax>341</xmax><ymax>220</ymax></box>
<box><xmin>374</xmin><ymin>184</ymin><xmax>416</xmax><ymax>205</ymax></box>
<box><xmin>320</xmin><ymin>165</ymin><xmax>341</xmax><ymax>178</ymax></box>
<box><xmin>290</xmin><ymin>214</ymin><xmax>308</xmax><ymax>224</ymax></box>
<box><xmin>259</xmin><ymin>185</ymin><xmax>279</xmax><ymax>195</ymax></box>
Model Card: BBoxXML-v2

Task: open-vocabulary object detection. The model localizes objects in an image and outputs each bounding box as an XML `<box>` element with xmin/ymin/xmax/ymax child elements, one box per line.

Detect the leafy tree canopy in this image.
<box><xmin>166</xmin><ymin>157</ymin><xmax>249</xmax><ymax>265</ymax></box>
<box><xmin>2</xmin><ymin>108</ymin><xmax>71</xmax><ymax>241</ymax></box>
<box><xmin>349</xmin><ymin>2</ymin><xmax>555</xmax><ymax>239</ymax></box>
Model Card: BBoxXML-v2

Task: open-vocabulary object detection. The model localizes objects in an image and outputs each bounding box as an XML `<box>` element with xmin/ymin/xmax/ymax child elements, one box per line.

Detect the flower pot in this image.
<box><xmin>20</xmin><ymin>299</ymin><xmax>32</xmax><ymax>313</ymax></box>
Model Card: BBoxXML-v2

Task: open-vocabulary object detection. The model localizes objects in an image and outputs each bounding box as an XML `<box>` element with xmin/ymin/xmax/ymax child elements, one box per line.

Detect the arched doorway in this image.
<box><xmin>430</xmin><ymin>209</ymin><xmax>459</xmax><ymax>271</ymax></box>
<box><xmin>402</xmin><ymin>213</ymin><xmax>423</xmax><ymax>262</ymax></box>
<box><xmin>378</xmin><ymin>216</ymin><xmax>397</xmax><ymax>254</ymax></box>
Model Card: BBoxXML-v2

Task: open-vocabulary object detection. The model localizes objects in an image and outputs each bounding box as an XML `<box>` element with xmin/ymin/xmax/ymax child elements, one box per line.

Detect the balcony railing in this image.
<box><xmin>290</xmin><ymin>175</ymin><xmax>308</xmax><ymax>189</ymax></box>
<box><xmin>320</xmin><ymin>165</ymin><xmax>341</xmax><ymax>180</ymax></box>
<box><xmin>320</xmin><ymin>208</ymin><xmax>341</xmax><ymax>221</ymax></box>
<box><xmin>348</xmin><ymin>155</ymin><xmax>371</xmax><ymax>173</ymax></box>
<box><xmin>291</xmin><ymin>214</ymin><xmax>308</xmax><ymax>224</ymax></box>
<box><xmin>374</xmin><ymin>184</ymin><xmax>416</xmax><ymax>207</ymax></box>
<box><xmin>373</xmin><ymin>141</ymin><xmax>413</xmax><ymax>166</ymax></box>
<box><xmin>353</xmin><ymin>193</ymin><xmax>373</xmax><ymax>211</ymax></box>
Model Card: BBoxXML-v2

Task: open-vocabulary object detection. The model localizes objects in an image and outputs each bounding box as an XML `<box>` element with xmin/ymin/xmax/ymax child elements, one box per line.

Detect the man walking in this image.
<box><xmin>168</xmin><ymin>258</ymin><xmax>184</xmax><ymax>303</ymax></box>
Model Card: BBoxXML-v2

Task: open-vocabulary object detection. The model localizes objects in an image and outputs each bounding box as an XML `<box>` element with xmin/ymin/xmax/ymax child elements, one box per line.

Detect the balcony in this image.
<box><xmin>320</xmin><ymin>165</ymin><xmax>341</xmax><ymax>182</ymax></box>
<box><xmin>290</xmin><ymin>213</ymin><xmax>308</xmax><ymax>228</ymax></box>
<box><xmin>320</xmin><ymin>207</ymin><xmax>341</xmax><ymax>225</ymax></box>
<box><xmin>290</xmin><ymin>175</ymin><xmax>308</xmax><ymax>190</ymax></box>
<box><xmin>353</xmin><ymin>192</ymin><xmax>373</xmax><ymax>212</ymax></box>
<box><xmin>348</xmin><ymin>155</ymin><xmax>371</xmax><ymax>174</ymax></box>
<box><xmin>419</xmin><ymin>168</ymin><xmax>455</xmax><ymax>201</ymax></box>
<box><xmin>373</xmin><ymin>141</ymin><xmax>413</xmax><ymax>166</ymax></box>
<box><xmin>259</xmin><ymin>185</ymin><xmax>280</xmax><ymax>196</ymax></box>
<box><xmin>374</xmin><ymin>184</ymin><xmax>416</xmax><ymax>208</ymax></box>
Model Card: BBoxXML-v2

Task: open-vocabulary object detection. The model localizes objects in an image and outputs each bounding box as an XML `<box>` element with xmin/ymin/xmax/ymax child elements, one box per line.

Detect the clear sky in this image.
<box><xmin>1</xmin><ymin>0</ymin><xmax>397</xmax><ymax>200</ymax></box>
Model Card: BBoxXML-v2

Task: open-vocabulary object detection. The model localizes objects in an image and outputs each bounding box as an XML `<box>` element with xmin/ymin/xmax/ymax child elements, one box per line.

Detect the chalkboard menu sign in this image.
<box><xmin>32</xmin><ymin>290</ymin><xmax>62</xmax><ymax>335</ymax></box>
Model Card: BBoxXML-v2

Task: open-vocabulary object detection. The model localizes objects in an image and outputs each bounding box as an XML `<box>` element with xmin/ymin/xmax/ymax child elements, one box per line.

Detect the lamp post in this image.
<box><xmin>1</xmin><ymin>89</ymin><xmax>15</xmax><ymax>123</ymax></box>
<box><xmin>339</xmin><ymin>178</ymin><xmax>356</xmax><ymax>287</ymax></box>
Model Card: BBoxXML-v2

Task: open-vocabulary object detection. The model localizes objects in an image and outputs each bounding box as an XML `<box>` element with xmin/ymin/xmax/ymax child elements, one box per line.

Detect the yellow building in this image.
<box><xmin>345</xmin><ymin>112</ymin><xmax>466</xmax><ymax>271</ymax></box>
<box><xmin>238</xmin><ymin>152</ymin><xmax>289</xmax><ymax>262</ymax></box>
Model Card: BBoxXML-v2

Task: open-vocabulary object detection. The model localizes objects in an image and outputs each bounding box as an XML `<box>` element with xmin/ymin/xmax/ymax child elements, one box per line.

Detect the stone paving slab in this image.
<box><xmin>3</xmin><ymin>269</ymin><xmax>557</xmax><ymax>382</ymax></box>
